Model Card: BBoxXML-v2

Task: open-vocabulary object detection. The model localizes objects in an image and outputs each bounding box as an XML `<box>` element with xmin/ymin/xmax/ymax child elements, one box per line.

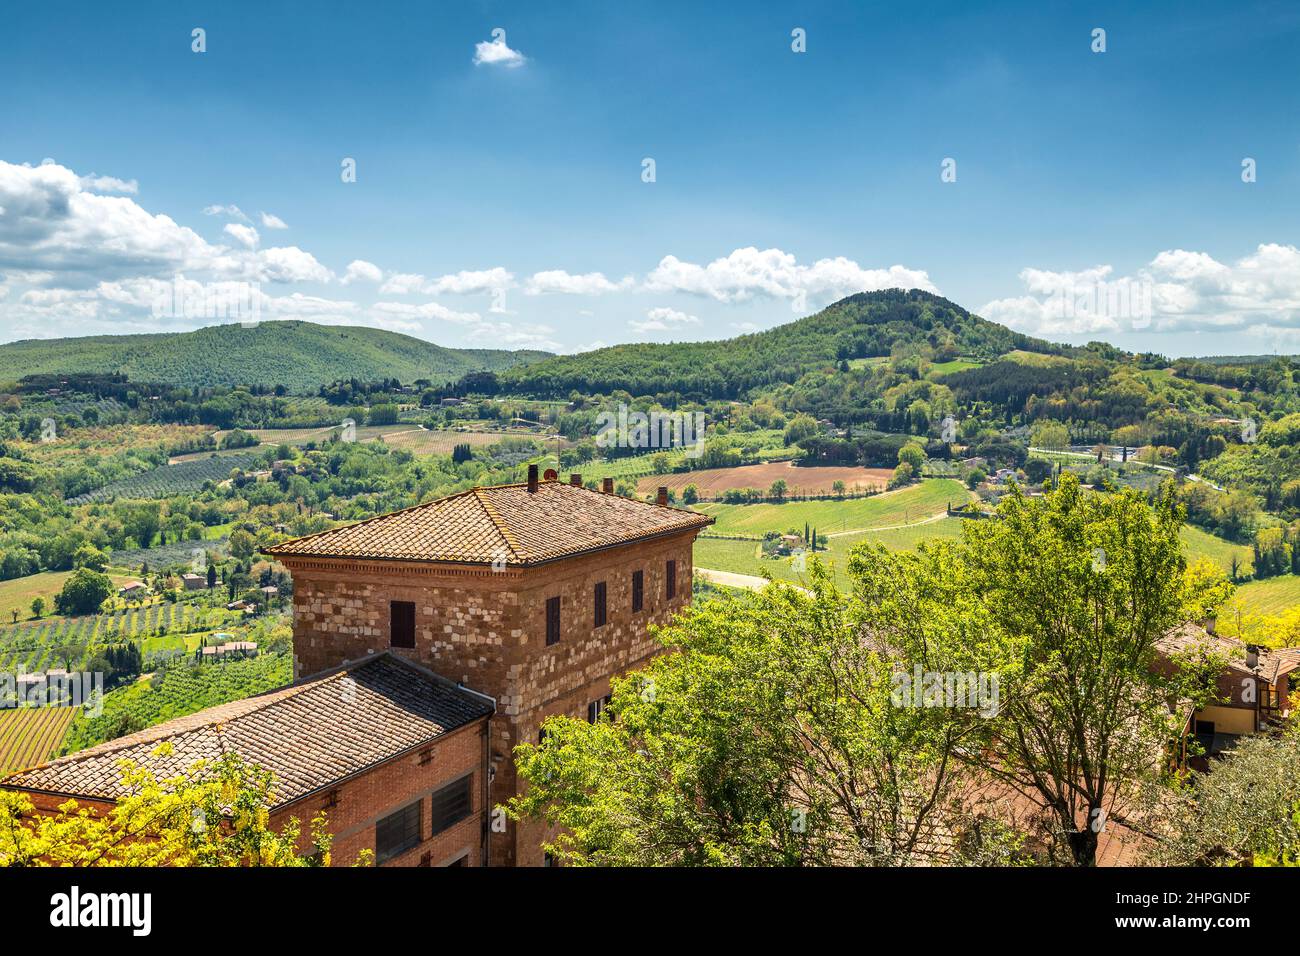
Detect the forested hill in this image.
<box><xmin>498</xmin><ymin>288</ymin><xmax>1074</xmax><ymax>399</ymax></box>
<box><xmin>0</xmin><ymin>321</ymin><xmax>550</xmax><ymax>392</ymax></box>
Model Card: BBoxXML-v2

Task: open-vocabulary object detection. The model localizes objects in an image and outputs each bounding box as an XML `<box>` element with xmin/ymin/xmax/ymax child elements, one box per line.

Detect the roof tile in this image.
<box><xmin>265</xmin><ymin>479</ymin><xmax>712</xmax><ymax>565</ymax></box>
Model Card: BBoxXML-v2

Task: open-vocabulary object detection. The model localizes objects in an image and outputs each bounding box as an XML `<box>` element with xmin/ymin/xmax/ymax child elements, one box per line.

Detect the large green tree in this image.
<box><xmin>508</xmin><ymin>566</ymin><xmax>1021</xmax><ymax>866</ymax></box>
<box><xmin>54</xmin><ymin>567</ymin><xmax>114</xmax><ymax>616</ymax></box>
<box><xmin>959</xmin><ymin>474</ymin><xmax>1202</xmax><ymax>865</ymax></box>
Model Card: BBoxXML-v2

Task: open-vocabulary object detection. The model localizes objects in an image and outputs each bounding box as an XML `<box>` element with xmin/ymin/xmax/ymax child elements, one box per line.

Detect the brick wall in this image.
<box><xmin>272</xmin><ymin>717</ymin><xmax>489</xmax><ymax>867</ymax></box>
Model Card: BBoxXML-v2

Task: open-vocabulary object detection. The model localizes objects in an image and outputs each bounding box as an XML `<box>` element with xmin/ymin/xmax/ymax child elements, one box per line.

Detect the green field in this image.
<box><xmin>695</xmin><ymin>516</ymin><xmax>967</xmax><ymax>588</ymax></box>
<box><xmin>0</xmin><ymin>707</ymin><xmax>78</xmax><ymax>775</ymax></box>
<box><xmin>0</xmin><ymin>571</ymin><xmax>132</xmax><ymax>626</ymax></box>
<box><xmin>928</xmin><ymin>358</ymin><xmax>982</xmax><ymax>376</ymax></box>
<box><xmin>1229</xmin><ymin>575</ymin><xmax>1300</xmax><ymax>617</ymax></box>
<box><xmin>1179</xmin><ymin>525</ymin><xmax>1254</xmax><ymax>576</ymax></box>
<box><xmin>693</xmin><ymin>479</ymin><xmax>968</xmax><ymax>536</ymax></box>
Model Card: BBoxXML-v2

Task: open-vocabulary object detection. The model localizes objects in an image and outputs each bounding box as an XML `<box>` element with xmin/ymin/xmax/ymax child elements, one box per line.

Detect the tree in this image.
<box><xmin>889</xmin><ymin>461</ymin><xmax>915</xmax><ymax>489</ymax></box>
<box><xmin>1030</xmin><ymin>421</ymin><xmax>1069</xmax><ymax>450</ymax></box>
<box><xmin>30</xmin><ymin>597</ymin><xmax>44</xmax><ymax>619</ymax></box>
<box><xmin>960</xmin><ymin>474</ymin><xmax>1197</xmax><ymax>866</ymax></box>
<box><xmin>783</xmin><ymin>413</ymin><xmax>819</xmax><ymax>446</ymax></box>
<box><xmin>898</xmin><ymin>442</ymin><xmax>926</xmax><ymax>472</ymax></box>
<box><xmin>509</xmin><ymin>565</ymin><xmax>1023</xmax><ymax>867</ymax></box>
<box><xmin>206</xmin><ymin>564</ymin><xmax>217</xmax><ymax>589</ymax></box>
<box><xmin>54</xmin><ymin>568</ymin><xmax>114</xmax><ymax>616</ymax></box>
<box><xmin>71</xmin><ymin>544</ymin><xmax>108</xmax><ymax>572</ymax></box>
<box><xmin>229</xmin><ymin>529</ymin><xmax>256</xmax><ymax>561</ymax></box>
<box><xmin>831</xmin><ymin>479</ymin><xmax>846</xmax><ymax>499</ymax></box>
<box><xmin>0</xmin><ymin>748</ymin><xmax>371</xmax><ymax>867</ymax></box>
<box><xmin>1150</xmin><ymin>724</ymin><xmax>1300</xmax><ymax>866</ymax></box>
<box><xmin>682</xmin><ymin>484</ymin><xmax>699</xmax><ymax>505</ymax></box>
<box><xmin>768</xmin><ymin>479</ymin><xmax>787</xmax><ymax>501</ymax></box>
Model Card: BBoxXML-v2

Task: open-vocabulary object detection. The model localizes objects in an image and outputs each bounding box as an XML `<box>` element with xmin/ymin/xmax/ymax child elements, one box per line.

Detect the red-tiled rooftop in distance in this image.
<box><xmin>2</xmin><ymin>653</ymin><xmax>493</xmax><ymax>807</ymax></box>
<box><xmin>264</xmin><ymin>479</ymin><xmax>713</xmax><ymax>567</ymax></box>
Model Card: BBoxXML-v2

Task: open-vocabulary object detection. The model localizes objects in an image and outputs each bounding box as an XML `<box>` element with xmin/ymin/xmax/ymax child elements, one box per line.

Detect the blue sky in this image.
<box><xmin>1</xmin><ymin>0</ymin><xmax>1298</xmax><ymax>356</ymax></box>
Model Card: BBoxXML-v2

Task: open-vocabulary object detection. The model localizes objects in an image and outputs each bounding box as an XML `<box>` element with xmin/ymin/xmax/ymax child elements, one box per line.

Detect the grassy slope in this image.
<box><xmin>0</xmin><ymin>321</ymin><xmax>550</xmax><ymax>391</ymax></box>
<box><xmin>1179</xmin><ymin>525</ymin><xmax>1254</xmax><ymax>576</ymax></box>
<box><xmin>694</xmin><ymin>479</ymin><xmax>967</xmax><ymax>536</ymax></box>
<box><xmin>0</xmin><ymin>570</ymin><xmax>132</xmax><ymax>625</ymax></box>
<box><xmin>1229</xmin><ymin>576</ymin><xmax>1300</xmax><ymax>617</ymax></box>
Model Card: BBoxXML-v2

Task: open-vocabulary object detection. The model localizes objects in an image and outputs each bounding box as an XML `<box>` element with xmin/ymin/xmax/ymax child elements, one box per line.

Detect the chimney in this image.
<box><xmin>1246</xmin><ymin>644</ymin><xmax>1259</xmax><ymax>669</ymax></box>
<box><xmin>570</xmin><ymin>473</ymin><xmax>582</xmax><ymax>487</ymax></box>
<box><xmin>527</xmin><ymin>464</ymin><xmax>539</xmax><ymax>493</ymax></box>
<box><xmin>657</xmin><ymin>486</ymin><xmax>669</xmax><ymax>506</ymax></box>
<box><xmin>602</xmin><ymin>477</ymin><xmax>614</xmax><ymax>494</ymax></box>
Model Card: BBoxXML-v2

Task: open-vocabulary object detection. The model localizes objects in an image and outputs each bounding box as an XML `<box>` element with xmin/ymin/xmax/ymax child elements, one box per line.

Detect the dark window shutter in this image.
<box><xmin>390</xmin><ymin>600</ymin><xmax>416</xmax><ymax>649</ymax></box>
<box><xmin>546</xmin><ymin>595</ymin><xmax>561</xmax><ymax>645</ymax></box>
<box><xmin>666</xmin><ymin>560</ymin><xmax>677</xmax><ymax>599</ymax></box>
<box><xmin>429</xmin><ymin>776</ymin><xmax>473</xmax><ymax>835</ymax></box>
<box><xmin>594</xmin><ymin>581</ymin><xmax>607</xmax><ymax>627</ymax></box>
<box><xmin>632</xmin><ymin>570</ymin><xmax>644</xmax><ymax>612</ymax></box>
<box><xmin>375</xmin><ymin>799</ymin><xmax>422</xmax><ymax>863</ymax></box>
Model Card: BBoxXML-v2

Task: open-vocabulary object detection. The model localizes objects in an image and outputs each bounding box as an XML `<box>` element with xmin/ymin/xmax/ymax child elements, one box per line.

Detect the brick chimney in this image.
<box><xmin>602</xmin><ymin>477</ymin><xmax>614</xmax><ymax>494</ymax></box>
<box><xmin>527</xmin><ymin>464</ymin><xmax>539</xmax><ymax>493</ymax></box>
<box><xmin>656</xmin><ymin>486</ymin><xmax>669</xmax><ymax>506</ymax></box>
<box><xmin>570</xmin><ymin>473</ymin><xmax>582</xmax><ymax>487</ymax></box>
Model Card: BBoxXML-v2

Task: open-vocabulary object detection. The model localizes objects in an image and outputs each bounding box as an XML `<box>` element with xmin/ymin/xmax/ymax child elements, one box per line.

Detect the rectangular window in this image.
<box><xmin>429</xmin><ymin>776</ymin><xmax>473</xmax><ymax>836</ymax></box>
<box><xmin>666</xmin><ymin>560</ymin><xmax>677</xmax><ymax>599</ymax></box>
<box><xmin>587</xmin><ymin>695</ymin><xmax>611</xmax><ymax>723</ymax></box>
<box><xmin>545</xmin><ymin>596</ymin><xmax>561</xmax><ymax>645</ymax></box>
<box><xmin>632</xmin><ymin>570</ymin><xmax>644</xmax><ymax>613</ymax></box>
<box><xmin>375</xmin><ymin>800</ymin><xmax>422</xmax><ymax>863</ymax></box>
<box><xmin>594</xmin><ymin>581</ymin><xmax>607</xmax><ymax>628</ymax></box>
<box><xmin>390</xmin><ymin>600</ymin><xmax>415</xmax><ymax>649</ymax></box>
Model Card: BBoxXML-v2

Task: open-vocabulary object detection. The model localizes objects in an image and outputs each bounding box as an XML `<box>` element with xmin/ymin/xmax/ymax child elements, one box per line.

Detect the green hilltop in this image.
<box><xmin>0</xmin><ymin>320</ymin><xmax>550</xmax><ymax>392</ymax></box>
<box><xmin>498</xmin><ymin>288</ymin><xmax>1075</xmax><ymax>398</ymax></box>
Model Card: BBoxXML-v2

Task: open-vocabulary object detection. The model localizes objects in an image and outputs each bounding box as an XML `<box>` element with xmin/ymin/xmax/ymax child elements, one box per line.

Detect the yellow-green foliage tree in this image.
<box><xmin>0</xmin><ymin>746</ymin><xmax>371</xmax><ymax>867</ymax></box>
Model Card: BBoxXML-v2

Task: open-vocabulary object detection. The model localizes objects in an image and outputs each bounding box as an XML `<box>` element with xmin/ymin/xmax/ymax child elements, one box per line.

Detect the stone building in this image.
<box><xmin>264</xmin><ymin>465</ymin><xmax>713</xmax><ymax>865</ymax></box>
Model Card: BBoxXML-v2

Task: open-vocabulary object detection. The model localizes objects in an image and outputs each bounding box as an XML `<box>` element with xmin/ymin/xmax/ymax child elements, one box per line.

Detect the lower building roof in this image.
<box><xmin>2</xmin><ymin>653</ymin><xmax>493</xmax><ymax>807</ymax></box>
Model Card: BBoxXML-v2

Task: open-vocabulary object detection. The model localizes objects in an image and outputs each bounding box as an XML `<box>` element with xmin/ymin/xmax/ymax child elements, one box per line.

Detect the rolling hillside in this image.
<box><xmin>0</xmin><ymin>321</ymin><xmax>550</xmax><ymax>392</ymax></box>
<box><xmin>498</xmin><ymin>288</ymin><xmax>1074</xmax><ymax>399</ymax></box>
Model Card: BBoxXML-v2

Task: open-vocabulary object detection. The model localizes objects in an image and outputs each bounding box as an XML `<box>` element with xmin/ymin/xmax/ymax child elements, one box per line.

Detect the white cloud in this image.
<box><xmin>379</xmin><ymin>267</ymin><xmax>512</xmax><ymax>296</ymax></box>
<box><xmin>463</xmin><ymin>320</ymin><xmax>561</xmax><ymax>351</ymax></box>
<box><xmin>643</xmin><ymin>247</ymin><xmax>938</xmax><ymax>305</ymax></box>
<box><xmin>259</xmin><ymin>211</ymin><xmax>288</xmax><ymax>229</ymax></box>
<box><xmin>223</xmin><ymin>222</ymin><xmax>260</xmax><ymax>249</ymax></box>
<box><xmin>203</xmin><ymin>204</ymin><xmax>250</xmax><ymax>222</ymax></box>
<box><xmin>0</xmin><ymin>161</ymin><xmax>221</xmax><ymax>280</ymax></box>
<box><xmin>79</xmin><ymin>174</ymin><xmax>138</xmax><ymax>194</ymax></box>
<box><xmin>630</xmin><ymin>306</ymin><xmax>700</xmax><ymax>334</ymax></box>
<box><xmin>256</xmin><ymin>246</ymin><xmax>332</xmax><ymax>283</ymax></box>
<box><xmin>982</xmin><ymin>244</ymin><xmax>1300</xmax><ymax>336</ymax></box>
<box><xmin>525</xmin><ymin>270</ymin><xmax>632</xmax><ymax>295</ymax></box>
<box><xmin>341</xmin><ymin>259</ymin><xmax>383</xmax><ymax>285</ymax></box>
<box><xmin>473</xmin><ymin>36</ymin><xmax>526</xmax><ymax>68</ymax></box>
<box><xmin>370</xmin><ymin>300</ymin><xmax>482</xmax><ymax>324</ymax></box>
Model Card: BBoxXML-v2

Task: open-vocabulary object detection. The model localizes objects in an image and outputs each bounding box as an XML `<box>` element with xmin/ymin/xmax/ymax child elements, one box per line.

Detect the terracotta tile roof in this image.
<box><xmin>1</xmin><ymin>654</ymin><xmax>493</xmax><ymax>807</ymax></box>
<box><xmin>264</xmin><ymin>479</ymin><xmax>713</xmax><ymax>566</ymax></box>
<box><xmin>1157</xmin><ymin>621</ymin><xmax>1300</xmax><ymax>684</ymax></box>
